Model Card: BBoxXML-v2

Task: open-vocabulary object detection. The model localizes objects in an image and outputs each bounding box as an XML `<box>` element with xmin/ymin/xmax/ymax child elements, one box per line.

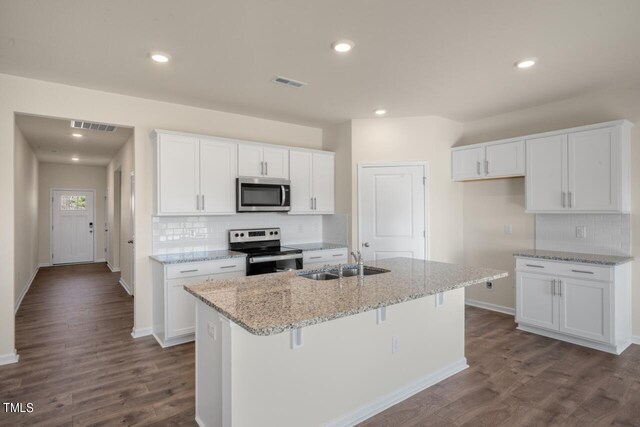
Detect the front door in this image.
<box><xmin>359</xmin><ymin>164</ymin><xmax>426</xmax><ymax>261</ymax></box>
<box><xmin>52</xmin><ymin>189</ymin><xmax>95</xmax><ymax>264</ymax></box>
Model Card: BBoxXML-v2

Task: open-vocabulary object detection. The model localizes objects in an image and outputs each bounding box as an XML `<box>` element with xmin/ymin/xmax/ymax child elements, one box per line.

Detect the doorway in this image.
<box><xmin>357</xmin><ymin>162</ymin><xmax>428</xmax><ymax>261</ymax></box>
<box><xmin>51</xmin><ymin>189</ymin><xmax>96</xmax><ymax>264</ymax></box>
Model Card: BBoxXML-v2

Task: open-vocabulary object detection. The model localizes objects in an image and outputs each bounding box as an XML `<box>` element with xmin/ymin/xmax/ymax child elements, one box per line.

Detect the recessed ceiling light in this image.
<box><xmin>72</xmin><ymin>133</ymin><xmax>83</xmax><ymax>138</ymax></box>
<box><xmin>71</xmin><ymin>157</ymin><xmax>80</xmax><ymax>161</ymax></box>
<box><xmin>515</xmin><ymin>57</ymin><xmax>538</xmax><ymax>69</ymax></box>
<box><xmin>331</xmin><ymin>40</ymin><xmax>354</xmax><ymax>53</ymax></box>
<box><xmin>374</xmin><ymin>109</ymin><xmax>387</xmax><ymax>116</ymax></box>
<box><xmin>150</xmin><ymin>52</ymin><xmax>171</xmax><ymax>63</ymax></box>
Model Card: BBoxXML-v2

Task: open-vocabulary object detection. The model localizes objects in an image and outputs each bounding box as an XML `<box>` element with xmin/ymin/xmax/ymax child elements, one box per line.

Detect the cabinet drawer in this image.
<box><xmin>166</xmin><ymin>259</ymin><xmax>246</xmax><ymax>279</ymax></box>
<box><xmin>303</xmin><ymin>248</ymin><xmax>348</xmax><ymax>265</ymax></box>
<box><xmin>516</xmin><ymin>258</ymin><xmax>612</xmax><ymax>281</ymax></box>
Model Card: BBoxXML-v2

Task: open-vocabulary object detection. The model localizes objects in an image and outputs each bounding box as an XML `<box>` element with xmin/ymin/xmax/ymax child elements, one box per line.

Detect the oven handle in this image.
<box><xmin>249</xmin><ymin>253</ymin><xmax>302</xmax><ymax>264</ymax></box>
<box><xmin>281</xmin><ymin>185</ymin><xmax>286</xmax><ymax>207</ymax></box>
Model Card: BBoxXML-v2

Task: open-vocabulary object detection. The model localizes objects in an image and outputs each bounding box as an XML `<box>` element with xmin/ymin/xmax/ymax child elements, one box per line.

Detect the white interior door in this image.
<box><xmin>359</xmin><ymin>164</ymin><xmax>426</xmax><ymax>261</ymax></box>
<box><xmin>52</xmin><ymin>189</ymin><xmax>95</xmax><ymax>264</ymax></box>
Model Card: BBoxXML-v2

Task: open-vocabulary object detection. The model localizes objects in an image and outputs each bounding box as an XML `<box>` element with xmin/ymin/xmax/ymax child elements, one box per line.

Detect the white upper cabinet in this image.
<box><xmin>451</xmin><ymin>146</ymin><xmax>484</xmax><ymax>180</ymax></box>
<box><xmin>526</xmin><ymin>122</ymin><xmax>631</xmax><ymax>213</ymax></box>
<box><xmin>289</xmin><ymin>149</ymin><xmax>335</xmax><ymax>214</ymax></box>
<box><xmin>238</xmin><ymin>144</ymin><xmax>289</xmax><ymax>179</ymax></box>
<box><xmin>485</xmin><ymin>140</ymin><xmax>525</xmax><ymax>178</ymax></box>
<box><xmin>199</xmin><ymin>138</ymin><xmax>237</xmax><ymax>215</ymax></box>
<box><xmin>451</xmin><ymin>140</ymin><xmax>524</xmax><ymax>181</ymax></box>
<box><xmin>154</xmin><ymin>131</ymin><xmax>237</xmax><ymax>215</ymax></box>
<box><xmin>157</xmin><ymin>133</ymin><xmax>200</xmax><ymax>214</ymax></box>
<box><xmin>526</xmin><ymin>134</ymin><xmax>567</xmax><ymax>212</ymax></box>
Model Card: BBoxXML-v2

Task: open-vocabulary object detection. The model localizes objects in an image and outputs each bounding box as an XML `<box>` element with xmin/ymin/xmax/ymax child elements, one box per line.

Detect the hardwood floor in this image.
<box><xmin>2</xmin><ymin>264</ymin><xmax>639</xmax><ymax>426</ymax></box>
<box><xmin>1</xmin><ymin>263</ymin><xmax>196</xmax><ymax>426</ymax></box>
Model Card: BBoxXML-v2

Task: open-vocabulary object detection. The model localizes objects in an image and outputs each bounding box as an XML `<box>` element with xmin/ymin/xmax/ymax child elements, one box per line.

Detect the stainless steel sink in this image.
<box><xmin>339</xmin><ymin>267</ymin><xmax>390</xmax><ymax>277</ymax></box>
<box><xmin>299</xmin><ymin>272</ymin><xmax>339</xmax><ymax>281</ymax></box>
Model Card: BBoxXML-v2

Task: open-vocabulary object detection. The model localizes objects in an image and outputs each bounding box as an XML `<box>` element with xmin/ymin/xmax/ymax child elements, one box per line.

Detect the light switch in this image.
<box><xmin>504</xmin><ymin>224</ymin><xmax>512</xmax><ymax>235</ymax></box>
<box><xmin>576</xmin><ymin>226</ymin><xmax>587</xmax><ymax>239</ymax></box>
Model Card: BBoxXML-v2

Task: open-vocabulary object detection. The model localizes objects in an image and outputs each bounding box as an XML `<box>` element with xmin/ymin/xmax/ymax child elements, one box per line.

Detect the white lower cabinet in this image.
<box><xmin>303</xmin><ymin>248</ymin><xmax>348</xmax><ymax>270</ymax></box>
<box><xmin>515</xmin><ymin>258</ymin><xmax>630</xmax><ymax>354</ymax></box>
<box><xmin>152</xmin><ymin>258</ymin><xmax>246</xmax><ymax>347</ymax></box>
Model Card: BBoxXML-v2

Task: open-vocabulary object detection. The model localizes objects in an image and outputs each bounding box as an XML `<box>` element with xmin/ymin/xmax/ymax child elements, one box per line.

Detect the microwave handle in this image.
<box><xmin>281</xmin><ymin>185</ymin><xmax>286</xmax><ymax>206</ymax></box>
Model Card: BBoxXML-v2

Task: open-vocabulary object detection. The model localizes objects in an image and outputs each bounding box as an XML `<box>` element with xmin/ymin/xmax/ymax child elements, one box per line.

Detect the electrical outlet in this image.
<box><xmin>576</xmin><ymin>226</ymin><xmax>587</xmax><ymax>239</ymax></box>
<box><xmin>486</xmin><ymin>281</ymin><xmax>493</xmax><ymax>290</ymax></box>
<box><xmin>504</xmin><ymin>224</ymin><xmax>512</xmax><ymax>235</ymax></box>
<box><xmin>392</xmin><ymin>336</ymin><xmax>400</xmax><ymax>354</ymax></box>
<box><xmin>207</xmin><ymin>322</ymin><xmax>216</xmax><ymax>340</ymax></box>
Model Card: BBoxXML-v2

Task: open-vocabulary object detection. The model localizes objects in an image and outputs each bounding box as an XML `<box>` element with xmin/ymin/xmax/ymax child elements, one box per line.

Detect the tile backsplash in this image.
<box><xmin>153</xmin><ymin>213</ymin><xmax>347</xmax><ymax>254</ymax></box>
<box><xmin>535</xmin><ymin>214</ymin><xmax>631</xmax><ymax>256</ymax></box>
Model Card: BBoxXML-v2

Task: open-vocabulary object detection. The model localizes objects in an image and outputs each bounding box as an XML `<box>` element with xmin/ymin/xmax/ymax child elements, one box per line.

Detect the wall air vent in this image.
<box><xmin>70</xmin><ymin>120</ymin><xmax>118</xmax><ymax>132</ymax></box>
<box><xmin>271</xmin><ymin>76</ymin><xmax>307</xmax><ymax>88</ymax></box>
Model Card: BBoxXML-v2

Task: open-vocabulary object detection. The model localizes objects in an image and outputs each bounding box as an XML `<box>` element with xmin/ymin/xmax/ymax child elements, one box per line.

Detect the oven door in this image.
<box><xmin>247</xmin><ymin>253</ymin><xmax>303</xmax><ymax>276</ymax></box>
<box><xmin>237</xmin><ymin>178</ymin><xmax>291</xmax><ymax>212</ymax></box>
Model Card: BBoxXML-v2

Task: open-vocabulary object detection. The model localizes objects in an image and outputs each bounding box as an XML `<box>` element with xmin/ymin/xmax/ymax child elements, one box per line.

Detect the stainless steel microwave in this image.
<box><xmin>236</xmin><ymin>177</ymin><xmax>291</xmax><ymax>212</ymax></box>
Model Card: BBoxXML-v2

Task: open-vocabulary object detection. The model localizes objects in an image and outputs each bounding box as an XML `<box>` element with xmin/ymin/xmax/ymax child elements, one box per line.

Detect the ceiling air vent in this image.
<box><xmin>70</xmin><ymin>120</ymin><xmax>118</xmax><ymax>132</ymax></box>
<box><xmin>271</xmin><ymin>76</ymin><xmax>307</xmax><ymax>88</ymax></box>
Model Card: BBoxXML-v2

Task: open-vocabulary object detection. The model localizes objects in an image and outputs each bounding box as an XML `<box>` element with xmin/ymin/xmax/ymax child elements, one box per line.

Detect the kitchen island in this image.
<box><xmin>185</xmin><ymin>257</ymin><xmax>507</xmax><ymax>427</ymax></box>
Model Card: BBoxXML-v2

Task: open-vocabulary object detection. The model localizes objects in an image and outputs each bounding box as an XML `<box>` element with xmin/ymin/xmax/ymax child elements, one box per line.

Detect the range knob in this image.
<box><xmin>274</xmin><ymin>231</ymin><xmax>278</xmax><ymax>235</ymax></box>
<box><xmin>234</xmin><ymin>233</ymin><xmax>239</xmax><ymax>237</ymax></box>
<box><xmin>240</xmin><ymin>233</ymin><xmax>245</xmax><ymax>237</ymax></box>
<box><xmin>269</xmin><ymin>231</ymin><xmax>274</xmax><ymax>235</ymax></box>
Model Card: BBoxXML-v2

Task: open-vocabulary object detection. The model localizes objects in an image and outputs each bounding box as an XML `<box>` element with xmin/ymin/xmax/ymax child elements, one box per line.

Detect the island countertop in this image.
<box><xmin>184</xmin><ymin>257</ymin><xmax>507</xmax><ymax>336</ymax></box>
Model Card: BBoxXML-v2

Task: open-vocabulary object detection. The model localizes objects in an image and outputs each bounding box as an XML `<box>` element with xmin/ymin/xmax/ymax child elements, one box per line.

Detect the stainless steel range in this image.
<box><xmin>229</xmin><ymin>228</ymin><xmax>302</xmax><ymax>276</ymax></box>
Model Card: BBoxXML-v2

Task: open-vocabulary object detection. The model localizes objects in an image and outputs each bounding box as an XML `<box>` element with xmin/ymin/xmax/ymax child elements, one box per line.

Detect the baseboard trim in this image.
<box><xmin>131</xmin><ymin>327</ymin><xmax>153</xmax><ymax>339</ymax></box>
<box><xmin>119</xmin><ymin>278</ymin><xmax>133</xmax><ymax>295</ymax></box>
<box><xmin>0</xmin><ymin>349</ymin><xmax>20</xmax><ymax>366</ymax></box>
<box><xmin>324</xmin><ymin>358</ymin><xmax>468</xmax><ymax>427</ymax></box>
<box><xmin>94</xmin><ymin>258</ymin><xmax>106</xmax><ymax>263</ymax></box>
<box><xmin>14</xmin><ymin>266</ymin><xmax>39</xmax><ymax>315</ymax></box>
<box><xmin>465</xmin><ymin>299</ymin><xmax>515</xmax><ymax>316</ymax></box>
<box><xmin>630</xmin><ymin>335</ymin><xmax>640</xmax><ymax>345</ymax></box>
<box><xmin>38</xmin><ymin>262</ymin><xmax>51</xmax><ymax>268</ymax></box>
<box><xmin>107</xmin><ymin>262</ymin><xmax>121</xmax><ymax>273</ymax></box>
<box><xmin>194</xmin><ymin>416</ymin><xmax>205</xmax><ymax>427</ymax></box>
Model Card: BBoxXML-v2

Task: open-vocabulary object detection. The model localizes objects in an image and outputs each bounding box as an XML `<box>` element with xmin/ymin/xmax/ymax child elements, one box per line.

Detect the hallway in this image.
<box><xmin>2</xmin><ymin>263</ymin><xmax>196</xmax><ymax>426</ymax></box>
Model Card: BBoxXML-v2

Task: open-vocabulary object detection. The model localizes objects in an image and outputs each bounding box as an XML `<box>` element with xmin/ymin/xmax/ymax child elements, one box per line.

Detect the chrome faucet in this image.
<box><xmin>351</xmin><ymin>250</ymin><xmax>365</xmax><ymax>277</ymax></box>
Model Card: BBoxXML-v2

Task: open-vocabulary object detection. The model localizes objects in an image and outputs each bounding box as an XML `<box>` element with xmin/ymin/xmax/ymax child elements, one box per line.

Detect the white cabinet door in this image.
<box><xmin>289</xmin><ymin>150</ymin><xmax>313</xmax><ymax>213</ymax></box>
<box><xmin>485</xmin><ymin>140</ymin><xmax>525</xmax><ymax>178</ymax></box>
<box><xmin>167</xmin><ymin>278</ymin><xmax>197</xmax><ymax>339</ymax></box>
<box><xmin>516</xmin><ymin>272</ymin><xmax>559</xmax><ymax>331</ymax></box>
<box><xmin>263</xmin><ymin>147</ymin><xmax>289</xmax><ymax>179</ymax></box>
<box><xmin>567</xmin><ymin>126</ymin><xmax>619</xmax><ymax>211</ymax></box>
<box><xmin>238</xmin><ymin>144</ymin><xmax>264</xmax><ymax>177</ymax></box>
<box><xmin>200</xmin><ymin>138</ymin><xmax>237</xmax><ymax>214</ymax></box>
<box><xmin>525</xmin><ymin>135</ymin><xmax>567</xmax><ymax>212</ymax></box>
<box><xmin>312</xmin><ymin>153</ymin><xmax>335</xmax><ymax>213</ymax></box>
<box><xmin>559</xmin><ymin>278</ymin><xmax>611</xmax><ymax>343</ymax></box>
<box><xmin>452</xmin><ymin>146</ymin><xmax>484</xmax><ymax>180</ymax></box>
<box><xmin>158</xmin><ymin>134</ymin><xmax>200</xmax><ymax>214</ymax></box>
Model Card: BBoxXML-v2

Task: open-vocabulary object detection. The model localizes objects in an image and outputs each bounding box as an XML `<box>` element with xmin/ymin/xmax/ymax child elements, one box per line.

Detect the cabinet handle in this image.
<box><xmin>260</xmin><ymin>161</ymin><xmax>264</xmax><ymax>175</ymax></box>
<box><xmin>310</xmin><ymin>198</ymin><xmax>313</xmax><ymax>210</ymax></box>
<box><xmin>196</xmin><ymin>195</ymin><xmax>200</xmax><ymax>210</ymax></box>
<box><xmin>313</xmin><ymin>197</ymin><xmax>317</xmax><ymax>210</ymax></box>
<box><xmin>551</xmin><ymin>279</ymin><xmax>556</xmax><ymax>296</ymax></box>
<box><xmin>568</xmin><ymin>191</ymin><xmax>573</xmax><ymax>208</ymax></box>
<box><xmin>180</xmin><ymin>269</ymin><xmax>199</xmax><ymax>274</ymax></box>
<box><xmin>309</xmin><ymin>256</ymin><xmax>322</xmax><ymax>260</ymax></box>
<box><xmin>571</xmin><ymin>269</ymin><xmax>594</xmax><ymax>275</ymax></box>
<box><xmin>561</xmin><ymin>192</ymin><xmax>566</xmax><ymax>208</ymax></box>
<box><xmin>476</xmin><ymin>161</ymin><xmax>481</xmax><ymax>175</ymax></box>
<box><xmin>332</xmin><ymin>254</ymin><xmax>344</xmax><ymax>257</ymax></box>
<box><xmin>485</xmin><ymin>159</ymin><xmax>490</xmax><ymax>175</ymax></box>
<box><xmin>558</xmin><ymin>279</ymin><xmax>562</xmax><ymax>297</ymax></box>
<box><xmin>201</xmin><ymin>195</ymin><xmax>205</xmax><ymax>211</ymax></box>
<box><xmin>265</xmin><ymin>162</ymin><xmax>268</xmax><ymax>176</ymax></box>
<box><xmin>525</xmin><ymin>264</ymin><xmax>544</xmax><ymax>268</ymax></box>
<box><xmin>220</xmin><ymin>265</ymin><xmax>237</xmax><ymax>269</ymax></box>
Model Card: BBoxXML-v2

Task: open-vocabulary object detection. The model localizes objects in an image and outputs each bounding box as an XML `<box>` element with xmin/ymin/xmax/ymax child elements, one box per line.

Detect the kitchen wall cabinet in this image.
<box><xmin>303</xmin><ymin>248</ymin><xmax>348</xmax><ymax>270</ymax></box>
<box><xmin>151</xmin><ymin>258</ymin><xmax>246</xmax><ymax>347</ymax></box>
<box><xmin>154</xmin><ymin>131</ymin><xmax>237</xmax><ymax>215</ymax></box>
<box><xmin>515</xmin><ymin>257</ymin><xmax>631</xmax><ymax>354</ymax></box>
<box><xmin>451</xmin><ymin>140</ymin><xmax>524</xmax><ymax>181</ymax></box>
<box><xmin>238</xmin><ymin>144</ymin><xmax>289</xmax><ymax>179</ymax></box>
<box><xmin>289</xmin><ymin>150</ymin><xmax>335</xmax><ymax>214</ymax></box>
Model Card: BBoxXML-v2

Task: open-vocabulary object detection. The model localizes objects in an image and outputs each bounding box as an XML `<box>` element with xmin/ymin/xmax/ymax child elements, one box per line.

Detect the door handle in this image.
<box><xmin>127</xmin><ymin>240</ymin><xmax>134</xmax><ymax>244</ymax></box>
<box><xmin>362</xmin><ymin>242</ymin><xmax>370</xmax><ymax>248</ymax></box>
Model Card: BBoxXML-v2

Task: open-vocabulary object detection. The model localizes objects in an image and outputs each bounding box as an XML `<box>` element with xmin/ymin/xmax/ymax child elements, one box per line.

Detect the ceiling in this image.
<box><xmin>2</xmin><ymin>0</ymin><xmax>640</xmax><ymax>127</ymax></box>
<box><xmin>15</xmin><ymin>114</ymin><xmax>133</xmax><ymax>166</ymax></box>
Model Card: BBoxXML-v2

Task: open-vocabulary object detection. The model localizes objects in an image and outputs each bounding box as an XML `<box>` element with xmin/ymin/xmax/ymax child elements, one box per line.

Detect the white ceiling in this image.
<box><xmin>2</xmin><ymin>0</ymin><xmax>640</xmax><ymax>127</ymax></box>
<box><xmin>16</xmin><ymin>114</ymin><xmax>132</xmax><ymax>166</ymax></box>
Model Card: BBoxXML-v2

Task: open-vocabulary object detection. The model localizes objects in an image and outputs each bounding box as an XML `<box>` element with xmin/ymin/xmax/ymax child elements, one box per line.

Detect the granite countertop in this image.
<box><xmin>184</xmin><ymin>257</ymin><xmax>507</xmax><ymax>336</ymax></box>
<box><xmin>284</xmin><ymin>242</ymin><xmax>348</xmax><ymax>252</ymax></box>
<box><xmin>513</xmin><ymin>249</ymin><xmax>633</xmax><ymax>266</ymax></box>
<box><xmin>150</xmin><ymin>250</ymin><xmax>247</xmax><ymax>264</ymax></box>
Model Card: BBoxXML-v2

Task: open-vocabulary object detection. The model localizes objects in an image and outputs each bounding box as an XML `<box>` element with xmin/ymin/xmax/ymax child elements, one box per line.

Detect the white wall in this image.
<box><xmin>0</xmin><ymin>73</ymin><xmax>322</xmax><ymax>358</ymax></box>
<box><xmin>350</xmin><ymin>116</ymin><xmax>465</xmax><ymax>263</ymax></box>
<box><xmin>13</xmin><ymin>124</ymin><xmax>39</xmax><ymax>311</ymax></box>
<box><xmin>107</xmin><ymin>135</ymin><xmax>134</xmax><ymax>288</ymax></box>
<box><xmin>458</xmin><ymin>82</ymin><xmax>640</xmax><ymax>334</ymax></box>
<box><xmin>37</xmin><ymin>162</ymin><xmax>107</xmax><ymax>265</ymax></box>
